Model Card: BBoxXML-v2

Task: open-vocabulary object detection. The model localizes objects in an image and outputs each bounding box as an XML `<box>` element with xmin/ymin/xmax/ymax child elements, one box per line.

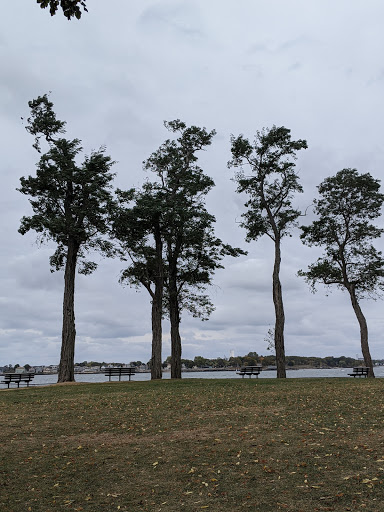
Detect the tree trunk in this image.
<box><xmin>273</xmin><ymin>239</ymin><xmax>286</xmax><ymax>378</ymax></box>
<box><xmin>169</xmin><ymin>266</ymin><xmax>182</xmax><ymax>379</ymax></box>
<box><xmin>349</xmin><ymin>288</ymin><xmax>375</xmax><ymax>378</ymax></box>
<box><xmin>58</xmin><ymin>239</ymin><xmax>79</xmax><ymax>383</ymax></box>
<box><xmin>170</xmin><ymin>303</ymin><xmax>182</xmax><ymax>379</ymax></box>
<box><xmin>151</xmin><ymin>295</ymin><xmax>163</xmax><ymax>379</ymax></box>
<box><xmin>151</xmin><ymin>219</ymin><xmax>163</xmax><ymax>380</ymax></box>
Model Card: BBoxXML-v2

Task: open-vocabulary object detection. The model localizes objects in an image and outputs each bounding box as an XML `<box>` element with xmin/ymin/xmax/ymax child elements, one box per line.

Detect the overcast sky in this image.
<box><xmin>1</xmin><ymin>0</ymin><xmax>384</xmax><ymax>366</ymax></box>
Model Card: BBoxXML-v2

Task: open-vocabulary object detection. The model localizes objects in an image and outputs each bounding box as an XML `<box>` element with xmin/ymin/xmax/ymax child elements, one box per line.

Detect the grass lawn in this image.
<box><xmin>1</xmin><ymin>378</ymin><xmax>384</xmax><ymax>511</ymax></box>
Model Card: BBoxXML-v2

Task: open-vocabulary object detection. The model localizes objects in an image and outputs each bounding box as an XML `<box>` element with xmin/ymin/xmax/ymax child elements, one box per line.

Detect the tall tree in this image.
<box><xmin>114</xmin><ymin>120</ymin><xmax>245</xmax><ymax>379</ymax></box>
<box><xmin>37</xmin><ymin>0</ymin><xmax>87</xmax><ymax>19</ymax></box>
<box><xmin>229</xmin><ymin>126</ymin><xmax>307</xmax><ymax>378</ymax></box>
<box><xmin>299</xmin><ymin>169</ymin><xmax>384</xmax><ymax>378</ymax></box>
<box><xmin>146</xmin><ymin>120</ymin><xmax>245</xmax><ymax>379</ymax></box>
<box><xmin>18</xmin><ymin>94</ymin><xmax>115</xmax><ymax>382</ymax></box>
<box><xmin>111</xmin><ymin>185</ymin><xmax>165</xmax><ymax>380</ymax></box>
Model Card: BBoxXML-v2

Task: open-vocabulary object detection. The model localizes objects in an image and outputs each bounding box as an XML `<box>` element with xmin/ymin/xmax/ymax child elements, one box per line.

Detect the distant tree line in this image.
<box><xmin>6</xmin><ymin>355</ymin><xmax>378</xmax><ymax>372</ymax></box>
<box><xmin>18</xmin><ymin>95</ymin><xmax>384</xmax><ymax>382</ymax></box>
<box><xmin>165</xmin><ymin>353</ymin><xmax>368</xmax><ymax>369</ymax></box>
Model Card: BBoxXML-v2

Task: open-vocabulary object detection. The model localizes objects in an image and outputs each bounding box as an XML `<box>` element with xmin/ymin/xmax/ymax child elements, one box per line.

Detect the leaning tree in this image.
<box><xmin>299</xmin><ymin>168</ymin><xmax>384</xmax><ymax>378</ymax></box>
<box><xmin>229</xmin><ymin>126</ymin><xmax>307</xmax><ymax>378</ymax></box>
<box><xmin>18</xmin><ymin>94</ymin><xmax>115</xmax><ymax>382</ymax></box>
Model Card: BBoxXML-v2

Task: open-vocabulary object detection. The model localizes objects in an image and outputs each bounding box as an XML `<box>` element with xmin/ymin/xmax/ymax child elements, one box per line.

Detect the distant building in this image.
<box><xmin>43</xmin><ymin>365</ymin><xmax>58</xmax><ymax>374</ymax></box>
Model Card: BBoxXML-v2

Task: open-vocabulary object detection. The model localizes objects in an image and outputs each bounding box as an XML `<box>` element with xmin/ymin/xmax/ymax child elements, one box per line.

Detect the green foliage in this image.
<box><xmin>162</xmin><ymin>353</ymin><xmax>363</xmax><ymax>369</ymax></box>
<box><xmin>113</xmin><ymin>120</ymin><xmax>245</xmax><ymax>320</ymax></box>
<box><xmin>229</xmin><ymin>126</ymin><xmax>307</xmax><ymax>241</ymax></box>
<box><xmin>149</xmin><ymin>120</ymin><xmax>245</xmax><ymax>319</ymax></box>
<box><xmin>299</xmin><ymin>168</ymin><xmax>384</xmax><ymax>298</ymax></box>
<box><xmin>112</xmin><ymin>186</ymin><xmax>158</xmax><ymax>295</ymax></box>
<box><xmin>180</xmin><ymin>358</ymin><xmax>194</xmax><ymax>369</ymax></box>
<box><xmin>25</xmin><ymin>94</ymin><xmax>66</xmax><ymax>152</ymax></box>
<box><xmin>18</xmin><ymin>94</ymin><xmax>116</xmax><ymax>274</ymax></box>
<box><xmin>129</xmin><ymin>361</ymin><xmax>144</xmax><ymax>367</ymax></box>
<box><xmin>193</xmin><ymin>355</ymin><xmax>210</xmax><ymax>367</ymax></box>
<box><xmin>37</xmin><ymin>0</ymin><xmax>88</xmax><ymax>20</ymax></box>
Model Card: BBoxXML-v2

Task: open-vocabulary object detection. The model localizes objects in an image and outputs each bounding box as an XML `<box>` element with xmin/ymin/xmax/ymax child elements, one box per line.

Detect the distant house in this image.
<box><xmin>15</xmin><ymin>366</ymin><xmax>26</xmax><ymax>373</ymax></box>
<box><xmin>43</xmin><ymin>365</ymin><xmax>58</xmax><ymax>374</ymax></box>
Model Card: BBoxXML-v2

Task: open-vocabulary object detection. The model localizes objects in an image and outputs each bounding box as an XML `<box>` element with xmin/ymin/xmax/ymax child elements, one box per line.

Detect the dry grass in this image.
<box><xmin>1</xmin><ymin>378</ymin><xmax>384</xmax><ymax>511</ymax></box>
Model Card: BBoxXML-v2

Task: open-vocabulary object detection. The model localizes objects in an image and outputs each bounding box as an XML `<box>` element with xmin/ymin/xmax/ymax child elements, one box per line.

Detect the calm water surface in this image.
<box><xmin>27</xmin><ymin>367</ymin><xmax>384</xmax><ymax>386</ymax></box>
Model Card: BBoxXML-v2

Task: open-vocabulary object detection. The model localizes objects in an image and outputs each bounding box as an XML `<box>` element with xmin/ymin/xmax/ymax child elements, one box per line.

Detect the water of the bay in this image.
<box><xmin>25</xmin><ymin>366</ymin><xmax>384</xmax><ymax>386</ymax></box>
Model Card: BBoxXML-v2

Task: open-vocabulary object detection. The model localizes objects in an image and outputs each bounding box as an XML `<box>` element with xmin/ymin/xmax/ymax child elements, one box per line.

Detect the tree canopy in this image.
<box><xmin>19</xmin><ymin>95</ymin><xmax>115</xmax><ymax>275</ymax></box>
<box><xmin>37</xmin><ymin>0</ymin><xmax>87</xmax><ymax>20</ymax></box>
<box><xmin>299</xmin><ymin>169</ymin><xmax>384</xmax><ymax>298</ymax></box>
<box><xmin>229</xmin><ymin>126</ymin><xmax>307</xmax><ymax>243</ymax></box>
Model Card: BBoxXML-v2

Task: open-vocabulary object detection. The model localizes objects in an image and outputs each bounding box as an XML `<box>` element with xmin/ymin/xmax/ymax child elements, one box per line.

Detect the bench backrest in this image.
<box><xmin>104</xmin><ymin>368</ymin><xmax>135</xmax><ymax>374</ymax></box>
<box><xmin>3</xmin><ymin>373</ymin><xmax>34</xmax><ymax>381</ymax></box>
<box><xmin>353</xmin><ymin>367</ymin><xmax>368</xmax><ymax>373</ymax></box>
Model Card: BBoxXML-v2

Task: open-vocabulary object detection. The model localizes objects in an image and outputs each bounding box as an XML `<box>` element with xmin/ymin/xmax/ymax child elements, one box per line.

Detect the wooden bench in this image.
<box><xmin>237</xmin><ymin>366</ymin><xmax>262</xmax><ymax>378</ymax></box>
<box><xmin>1</xmin><ymin>373</ymin><xmax>35</xmax><ymax>388</ymax></box>
<box><xmin>104</xmin><ymin>367</ymin><xmax>135</xmax><ymax>381</ymax></box>
<box><xmin>348</xmin><ymin>367</ymin><xmax>369</xmax><ymax>378</ymax></box>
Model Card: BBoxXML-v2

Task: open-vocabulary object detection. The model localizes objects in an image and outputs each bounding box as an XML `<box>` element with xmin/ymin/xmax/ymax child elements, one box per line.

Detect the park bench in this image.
<box><xmin>1</xmin><ymin>373</ymin><xmax>35</xmax><ymax>388</ymax></box>
<box><xmin>104</xmin><ymin>367</ymin><xmax>136</xmax><ymax>381</ymax></box>
<box><xmin>237</xmin><ymin>365</ymin><xmax>263</xmax><ymax>378</ymax></box>
<box><xmin>348</xmin><ymin>367</ymin><xmax>369</xmax><ymax>378</ymax></box>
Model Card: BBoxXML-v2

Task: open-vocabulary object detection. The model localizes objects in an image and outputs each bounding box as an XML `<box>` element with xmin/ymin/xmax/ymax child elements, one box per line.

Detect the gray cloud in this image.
<box><xmin>139</xmin><ymin>2</ymin><xmax>205</xmax><ymax>39</ymax></box>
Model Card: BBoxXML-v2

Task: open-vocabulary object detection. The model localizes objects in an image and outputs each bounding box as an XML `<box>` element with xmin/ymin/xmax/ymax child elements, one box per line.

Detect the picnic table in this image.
<box><xmin>237</xmin><ymin>365</ymin><xmax>263</xmax><ymax>378</ymax></box>
<box><xmin>1</xmin><ymin>373</ymin><xmax>35</xmax><ymax>388</ymax></box>
<box><xmin>104</xmin><ymin>367</ymin><xmax>136</xmax><ymax>381</ymax></box>
<box><xmin>348</xmin><ymin>367</ymin><xmax>369</xmax><ymax>378</ymax></box>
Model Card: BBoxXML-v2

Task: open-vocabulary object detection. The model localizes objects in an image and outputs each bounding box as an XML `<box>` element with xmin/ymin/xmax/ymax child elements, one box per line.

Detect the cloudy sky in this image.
<box><xmin>1</xmin><ymin>0</ymin><xmax>384</xmax><ymax>366</ymax></box>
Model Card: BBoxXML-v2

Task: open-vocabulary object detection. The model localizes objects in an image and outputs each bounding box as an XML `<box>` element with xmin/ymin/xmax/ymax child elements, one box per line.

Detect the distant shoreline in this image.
<box><xmin>0</xmin><ymin>365</ymin><xmax>357</xmax><ymax>376</ymax></box>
